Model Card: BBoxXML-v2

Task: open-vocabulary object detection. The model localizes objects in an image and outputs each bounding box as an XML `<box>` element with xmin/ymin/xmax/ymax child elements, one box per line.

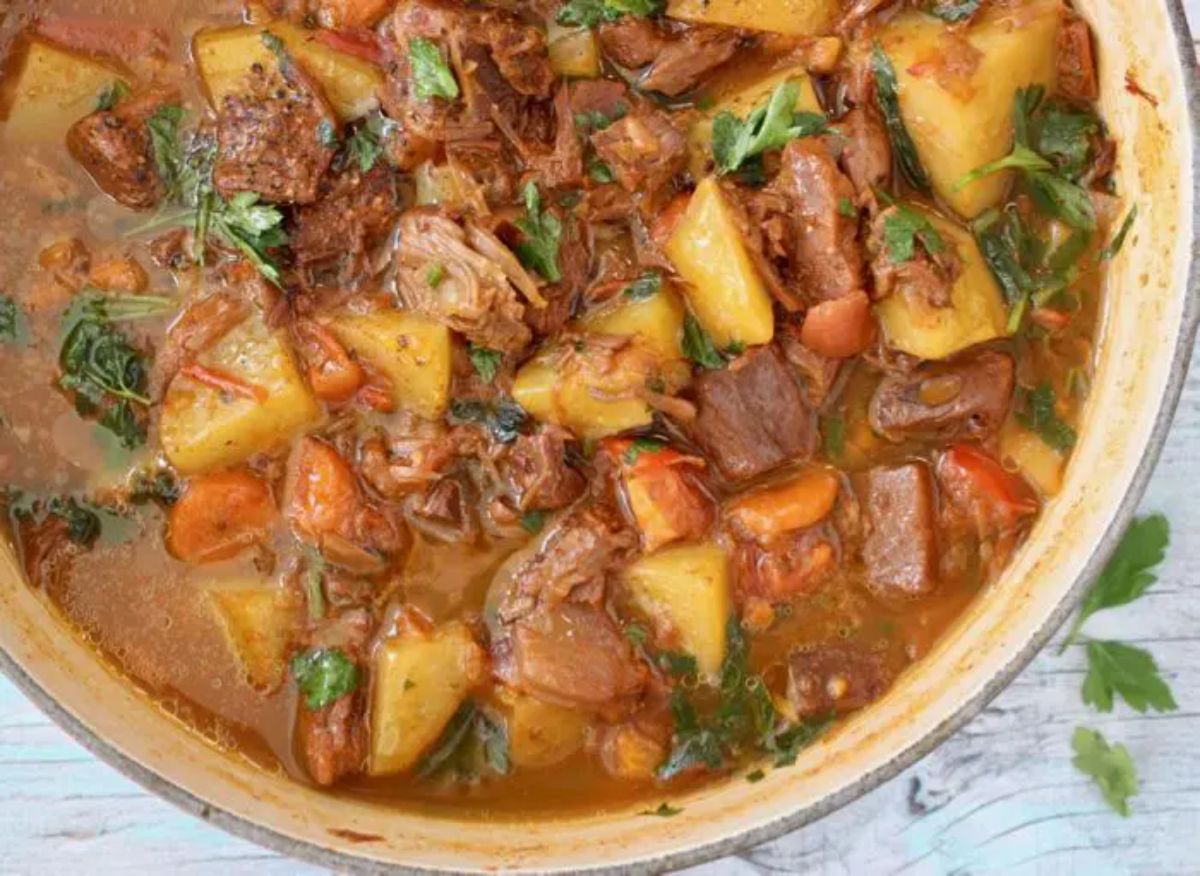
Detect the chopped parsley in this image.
<box><xmin>623</xmin><ymin>271</ymin><xmax>662</xmax><ymax>301</ymax></box>
<box><xmin>316</xmin><ymin>118</ymin><xmax>339</xmax><ymax>149</ymax></box>
<box><xmin>871</xmin><ymin>44</ymin><xmax>931</xmax><ymax>194</ymax></box>
<box><xmin>837</xmin><ymin>197</ymin><xmax>857</xmax><ymax>218</ymax></box>
<box><xmin>95</xmin><ymin>80</ymin><xmax>131</xmax><ymax>111</ymax></box>
<box><xmin>924</xmin><ymin>0</ymin><xmax>981</xmax><ymax>20</ymax></box>
<box><xmin>639</xmin><ymin>802</ymin><xmax>683</xmax><ymax>817</ymax></box>
<box><xmin>344</xmin><ymin>112</ymin><xmax>395</xmax><ymax>173</ymax></box>
<box><xmin>682</xmin><ymin>315</ymin><xmax>732</xmax><ymax>370</ymax></box>
<box><xmin>1099</xmin><ymin>206</ymin><xmax>1137</xmax><ymax>261</ymax></box>
<box><xmin>822</xmin><ymin>415</ymin><xmax>845</xmax><ymax>458</ymax></box>
<box><xmin>0</xmin><ymin>295</ymin><xmax>25</xmax><ymax>343</ymax></box>
<box><xmin>128</xmin><ymin>468</ymin><xmax>181</xmax><ymax>506</ymax></box>
<box><xmin>587</xmin><ymin>157</ymin><xmax>615</xmax><ymax>184</ymax></box>
<box><xmin>1072</xmin><ymin>727</ymin><xmax>1138</xmax><ymax>816</ymax></box>
<box><xmin>519</xmin><ymin>509</ymin><xmax>547</xmax><ymax>535</ymax></box>
<box><xmin>1082</xmin><ymin>639</ymin><xmax>1177</xmax><ymax>714</ymax></box>
<box><xmin>514</xmin><ymin>181</ymin><xmax>562</xmax><ymax>283</ymax></box>
<box><xmin>712</xmin><ymin>81</ymin><xmax>828</xmax><ymax>175</ymax></box>
<box><xmin>623</xmin><ymin>436</ymin><xmax>665</xmax><ymax>465</ymax></box>
<box><xmin>656</xmin><ymin>650</ymin><xmax>699</xmax><ymax>678</ymax></box>
<box><xmin>575</xmin><ymin>105</ymin><xmax>628</xmax><ymax>132</ymax></box>
<box><xmin>449</xmin><ymin>398</ymin><xmax>528</xmax><ymax>444</ymax></box>
<box><xmin>417</xmin><ymin>700</ymin><xmax>511</xmax><ymax>780</ymax></box>
<box><xmin>881</xmin><ymin>203</ymin><xmax>945</xmax><ymax>263</ymax></box>
<box><xmin>409</xmin><ymin>37</ymin><xmax>459</xmax><ymax>101</ymax></box>
<box><xmin>624</xmin><ymin>622</ymin><xmax>649</xmax><ymax>646</ymax></box>
<box><xmin>426</xmin><ymin>263</ymin><xmax>446</xmax><ymax>287</ymax></box>
<box><xmin>468</xmin><ymin>344</ymin><xmax>503</xmax><ymax>383</ymax></box>
<box><xmin>1015</xmin><ymin>383</ymin><xmax>1076</xmax><ymax>452</ymax></box>
<box><xmin>290</xmin><ymin>647</ymin><xmax>359</xmax><ymax>710</ymax></box>
<box><xmin>556</xmin><ymin>0</ymin><xmax>664</xmax><ymax>29</ymax></box>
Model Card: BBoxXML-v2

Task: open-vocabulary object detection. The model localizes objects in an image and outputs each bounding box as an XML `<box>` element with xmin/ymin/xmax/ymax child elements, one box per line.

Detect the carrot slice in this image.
<box><xmin>727</xmin><ymin>468</ymin><xmax>841</xmax><ymax>542</ymax></box>
<box><xmin>941</xmin><ymin>444</ymin><xmax>1039</xmax><ymax>523</ymax></box>
<box><xmin>297</xmin><ymin>319</ymin><xmax>364</xmax><ymax>403</ymax></box>
<box><xmin>166</xmin><ymin>470</ymin><xmax>276</xmax><ymax>563</ymax></box>
<box><xmin>285</xmin><ymin>437</ymin><xmax>360</xmax><ymax>543</ymax></box>
<box><xmin>180</xmin><ymin>362</ymin><xmax>268</xmax><ymax>403</ymax></box>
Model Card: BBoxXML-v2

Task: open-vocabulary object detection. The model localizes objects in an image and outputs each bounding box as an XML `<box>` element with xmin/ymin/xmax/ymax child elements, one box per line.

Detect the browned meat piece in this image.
<box><xmin>291</xmin><ymin>163</ymin><xmax>400</xmax><ymax>267</ymax></box>
<box><xmin>597</xmin><ymin>17</ymin><xmax>668</xmax><ymax>68</ymax></box>
<box><xmin>778</xmin><ymin>325</ymin><xmax>843</xmax><ymax>407</ymax></box>
<box><xmin>510</xmin><ymin>602</ymin><xmax>647</xmax><ymax>712</ymax></box>
<box><xmin>570</xmin><ymin>79</ymin><xmax>630</xmax><ymax>121</ymax></box>
<box><xmin>736</xmin><ymin>527</ymin><xmax>838</xmax><ymax>605</ymax></box>
<box><xmin>393</xmin><ymin>209</ymin><xmax>541</xmax><ymax>354</ymax></box>
<box><xmin>591</xmin><ymin>108</ymin><xmax>687</xmax><ymax>195</ymax></box>
<box><xmin>500</xmin><ymin>427</ymin><xmax>586</xmax><ymax>511</ymax></box>
<box><xmin>297</xmin><ymin>692</ymin><xmax>366</xmax><ymax>786</ymax></box>
<box><xmin>860</xmin><ymin>462</ymin><xmax>939</xmax><ymax>598</ymax></box>
<box><xmin>639</xmin><ymin>25</ymin><xmax>740</xmax><ymax>97</ymax></box>
<box><xmin>526</xmin><ymin>215</ymin><xmax>587</xmax><ymax>337</ymax></box>
<box><xmin>528</xmin><ymin>85</ymin><xmax>584</xmax><ymax>190</ymax></box>
<box><xmin>768</xmin><ymin>138</ymin><xmax>864</xmax><ymax>302</ymax></box>
<box><xmin>479</xmin><ymin>11</ymin><xmax>555</xmax><ymax>98</ymax></box>
<box><xmin>868</xmin><ymin>206</ymin><xmax>960</xmax><ymax>306</ymax></box>
<box><xmin>787</xmin><ymin>644</ymin><xmax>891</xmax><ymax>718</ymax></box>
<box><xmin>16</xmin><ymin>515</ymin><xmax>84</xmax><ymax>593</ymax></box>
<box><xmin>214</xmin><ymin>65</ymin><xmax>338</xmax><ymax>205</ymax></box>
<box><xmin>838</xmin><ymin>107</ymin><xmax>891</xmax><ymax>198</ymax></box>
<box><xmin>869</xmin><ymin>350</ymin><xmax>1015</xmax><ymax>442</ymax></box>
<box><xmin>406</xmin><ymin>476</ymin><xmax>478</xmax><ymax>543</ymax></box>
<box><xmin>1057</xmin><ymin>15</ymin><xmax>1099</xmax><ymax>102</ymax></box>
<box><xmin>689</xmin><ymin>345</ymin><xmax>818</xmax><ymax>483</ymax></box>
<box><xmin>501</xmin><ymin>505</ymin><xmax>637</xmax><ymax>620</ymax></box>
<box><xmin>66</xmin><ymin>88</ymin><xmax>177</xmax><ymax>209</ymax></box>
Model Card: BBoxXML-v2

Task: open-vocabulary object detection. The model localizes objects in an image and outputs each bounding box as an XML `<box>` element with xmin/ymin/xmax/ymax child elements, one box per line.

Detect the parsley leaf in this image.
<box><xmin>409</xmin><ymin>37</ymin><xmax>459</xmax><ymax>101</ymax></box>
<box><xmin>639</xmin><ymin>802</ymin><xmax>683</xmax><ymax>817</ymax></box>
<box><xmin>1035</xmin><ymin>104</ymin><xmax>1100</xmax><ymax>181</ymax></box>
<box><xmin>344</xmin><ymin>112</ymin><xmax>394</xmax><ymax>173</ymax></box>
<box><xmin>468</xmin><ymin>345</ymin><xmax>503</xmax><ymax>383</ymax></box>
<box><xmin>209</xmin><ymin>192</ymin><xmax>289</xmax><ymax>285</ymax></box>
<box><xmin>290</xmin><ymin>647</ymin><xmax>359</xmax><ymax>710</ymax></box>
<box><xmin>417</xmin><ymin>700</ymin><xmax>511</xmax><ymax>780</ymax></box>
<box><xmin>822</xmin><ymin>415</ymin><xmax>845</xmax><ymax>458</ymax></box>
<box><xmin>146</xmin><ymin>105</ymin><xmax>190</xmax><ymax>201</ymax></box>
<box><xmin>1071</xmin><ymin>726</ymin><xmax>1138</xmax><ymax>816</ymax></box>
<box><xmin>712</xmin><ymin>81</ymin><xmax>828</xmax><ymax>174</ymax></box>
<box><xmin>657</xmin><ymin>650</ymin><xmax>699</xmax><ymax>678</ymax></box>
<box><xmin>881</xmin><ymin>204</ymin><xmax>945</xmax><ymax>262</ymax></box>
<box><xmin>96</xmin><ymin>80</ymin><xmax>131</xmax><ymax>111</ymax></box>
<box><xmin>623</xmin><ymin>436</ymin><xmax>665</xmax><ymax>464</ymax></box>
<box><xmin>1099</xmin><ymin>206</ymin><xmax>1137</xmax><ymax>261</ymax></box>
<box><xmin>1061</xmin><ymin>514</ymin><xmax>1169</xmax><ymax>650</ymax></box>
<box><xmin>1082</xmin><ymin>640</ymin><xmax>1178</xmax><ymax>714</ymax></box>
<box><xmin>519</xmin><ymin>509</ymin><xmax>547</xmax><ymax>535</ymax></box>
<box><xmin>556</xmin><ymin>0</ymin><xmax>664</xmax><ymax>28</ymax></box>
<box><xmin>0</xmin><ymin>295</ymin><xmax>25</xmax><ymax>344</ymax></box>
<box><xmin>1015</xmin><ymin>383</ymin><xmax>1076</xmax><ymax>452</ymax></box>
<box><xmin>417</xmin><ymin>701</ymin><xmax>479</xmax><ymax>778</ymax></box>
<box><xmin>449</xmin><ymin>398</ymin><xmax>528</xmax><ymax>443</ymax></box>
<box><xmin>514</xmin><ymin>181</ymin><xmax>562</xmax><ymax>282</ymax></box>
<box><xmin>48</xmin><ymin>497</ymin><xmax>102</xmax><ymax>548</ymax></box>
<box><xmin>924</xmin><ymin>0</ymin><xmax>980</xmax><ymax>21</ymax></box>
<box><xmin>624</xmin><ymin>271</ymin><xmax>662</xmax><ymax>301</ymax></box>
<box><xmin>871</xmin><ymin>44</ymin><xmax>931</xmax><ymax>194</ymax></box>
<box><xmin>682</xmin><ymin>315</ymin><xmax>729</xmax><ymax>370</ymax></box>
<box><xmin>575</xmin><ymin>105</ymin><xmax>628</xmax><ymax>132</ymax></box>
<box><xmin>587</xmin><ymin>157</ymin><xmax>615</xmax><ymax>184</ymax></box>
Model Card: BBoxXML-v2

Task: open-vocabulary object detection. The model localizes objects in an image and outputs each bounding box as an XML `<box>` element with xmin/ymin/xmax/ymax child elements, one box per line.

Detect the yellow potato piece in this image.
<box><xmin>328</xmin><ymin>310</ymin><xmax>452</xmax><ymax>420</ymax></box>
<box><xmin>193</xmin><ymin>22</ymin><xmax>383</xmax><ymax>121</ymax></box>
<box><xmin>688</xmin><ymin>67</ymin><xmax>821</xmax><ymax>177</ymax></box>
<box><xmin>875</xmin><ymin>207</ymin><xmax>1008</xmax><ymax>360</ymax></box>
<box><xmin>667</xmin><ymin>0</ymin><xmax>839</xmax><ymax>37</ymax></box>
<box><xmin>161</xmin><ymin>309</ymin><xmax>322</xmax><ymax>475</ymax></box>
<box><xmin>498</xmin><ymin>689</ymin><xmax>588</xmax><ymax>769</ymax></box>
<box><xmin>206</xmin><ymin>583</ymin><xmax>301</xmax><ymax>690</ymax></box>
<box><xmin>666</xmin><ymin>177</ymin><xmax>775</xmax><ymax>348</ymax></box>
<box><xmin>625</xmin><ymin>542</ymin><xmax>731</xmax><ymax>678</ymax></box>
<box><xmin>547</xmin><ymin>24</ymin><xmax>601</xmax><ymax>79</ymax></box>
<box><xmin>369</xmin><ymin>622</ymin><xmax>486</xmax><ymax>776</ymax></box>
<box><xmin>874</xmin><ymin>0</ymin><xmax>1061</xmax><ymax>218</ymax></box>
<box><xmin>1</xmin><ymin>38</ymin><xmax>127</xmax><ymax>143</ymax></box>
<box><xmin>513</xmin><ymin>288</ymin><xmax>688</xmax><ymax>440</ymax></box>
<box><xmin>1000</xmin><ymin>420</ymin><xmax>1064</xmax><ymax>496</ymax></box>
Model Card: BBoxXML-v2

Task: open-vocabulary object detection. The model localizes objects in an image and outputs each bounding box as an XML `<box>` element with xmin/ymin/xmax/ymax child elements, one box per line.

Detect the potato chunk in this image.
<box><xmin>999</xmin><ymin>421</ymin><xmax>1064</xmax><ymax>496</ymax></box>
<box><xmin>161</xmin><ymin>311</ymin><xmax>322</xmax><ymax>475</ymax></box>
<box><xmin>369</xmin><ymin>622</ymin><xmax>486</xmax><ymax>776</ymax></box>
<box><xmin>1</xmin><ymin>38</ymin><xmax>127</xmax><ymax>144</ymax></box>
<box><xmin>206</xmin><ymin>583</ymin><xmax>301</xmax><ymax>689</ymax></box>
<box><xmin>547</xmin><ymin>24</ymin><xmax>601</xmax><ymax>79</ymax></box>
<box><xmin>193</xmin><ymin>22</ymin><xmax>383</xmax><ymax>121</ymax></box>
<box><xmin>625</xmin><ymin>542</ymin><xmax>731</xmax><ymax>678</ymax></box>
<box><xmin>498</xmin><ymin>689</ymin><xmax>588</xmax><ymax>769</ymax></box>
<box><xmin>688</xmin><ymin>68</ymin><xmax>821</xmax><ymax>177</ymax></box>
<box><xmin>667</xmin><ymin>0</ymin><xmax>839</xmax><ymax>37</ymax></box>
<box><xmin>873</xmin><ymin>0</ymin><xmax>1060</xmax><ymax>218</ymax></box>
<box><xmin>875</xmin><ymin>208</ymin><xmax>1007</xmax><ymax>360</ymax></box>
<box><xmin>513</xmin><ymin>288</ymin><xmax>688</xmax><ymax>440</ymax></box>
<box><xmin>327</xmin><ymin>311</ymin><xmax>452</xmax><ymax>419</ymax></box>
<box><xmin>665</xmin><ymin>177</ymin><xmax>775</xmax><ymax>348</ymax></box>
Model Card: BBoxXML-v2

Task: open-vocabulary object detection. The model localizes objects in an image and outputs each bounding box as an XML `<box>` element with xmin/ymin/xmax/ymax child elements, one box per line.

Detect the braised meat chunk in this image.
<box><xmin>590</xmin><ymin>107</ymin><xmax>688</xmax><ymax>197</ymax></box>
<box><xmin>291</xmin><ymin>163</ymin><xmax>401</xmax><ymax>267</ymax></box>
<box><xmin>860</xmin><ymin>462</ymin><xmax>939</xmax><ymax>598</ymax></box>
<box><xmin>787</xmin><ymin>644</ymin><xmax>892</xmax><ymax>718</ymax></box>
<box><xmin>690</xmin><ymin>345</ymin><xmax>818</xmax><ymax>482</ymax></box>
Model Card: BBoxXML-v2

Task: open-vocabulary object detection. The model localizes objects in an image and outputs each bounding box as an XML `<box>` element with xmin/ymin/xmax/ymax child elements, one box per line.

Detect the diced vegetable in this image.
<box><xmin>875</xmin><ymin>207</ymin><xmax>1008</xmax><ymax>360</ymax></box>
<box><xmin>513</xmin><ymin>288</ymin><xmax>689</xmax><ymax>440</ymax></box>
<box><xmin>727</xmin><ymin>467</ymin><xmax>840</xmax><ymax>542</ymax></box>
<box><xmin>166</xmin><ymin>470</ymin><xmax>276</xmax><ymax>563</ymax></box>
<box><xmin>688</xmin><ymin>67</ymin><xmax>822</xmax><ymax>177</ymax></box>
<box><xmin>872</xmin><ymin>0</ymin><xmax>1061</xmax><ymax>218</ymax></box>
<box><xmin>327</xmin><ymin>311</ymin><xmax>452</xmax><ymax>420</ymax></box>
<box><xmin>193</xmin><ymin>22</ymin><xmax>383</xmax><ymax>122</ymax></box>
<box><xmin>369</xmin><ymin>621</ymin><xmax>487</xmax><ymax>776</ymax></box>
<box><xmin>1</xmin><ymin>38</ymin><xmax>127</xmax><ymax>143</ymax></box>
<box><xmin>944</xmin><ymin>442</ymin><xmax>1041</xmax><ymax>522</ymax></box>
<box><xmin>999</xmin><ymin>422</ymin><xmax>1065</xmax><ymax>496</ymax></box>
<box><xmin>607</xmin><ymin>438</ymin><xmax>714</xmax><ymax>553</ymax></box>
<box><xmin>664</xmin><ymin>177</ymin><xmax>775</xmax><ymax>348</ymax></box>
<box><xmin>206</xmin><ymin>583</ymin><xmax>301</xmax><ymax>689</ymax></box>
<box><xmin>667</xmin><ymin>0</ymin><xmax>839</xmax><ymax>37</ymax></box>
<box><xmin>161</xmin><ymin>310</ymin><xmax>322</xmax><ymax>475</ymax></box>
<box><xmin>624</xmin><ymin>542</ymin><xmax>732</xmax><ymax>678</ymax></box>
<box><xmin>498</xmin><ymin>689</ymin><xmax>588</xmax><ymax>769</ymax></box>
<box><xmin>547</xmin><ymin>23</ymin><xmax>600</xmax><ymax>79</ymax></box>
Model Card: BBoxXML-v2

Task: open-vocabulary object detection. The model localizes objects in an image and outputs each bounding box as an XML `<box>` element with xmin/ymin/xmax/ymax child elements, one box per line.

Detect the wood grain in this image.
<box><xmin>4</xmin><ymin>13</ymin><xmax>1200</xmax><ymax>876</ymax></box>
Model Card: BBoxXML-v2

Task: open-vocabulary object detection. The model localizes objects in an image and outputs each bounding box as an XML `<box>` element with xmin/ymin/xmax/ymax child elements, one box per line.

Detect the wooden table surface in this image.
<box><xmin>3</xmin><ymin>9</ymin><xmax>1200</xmax><ymax>875</ymax></box>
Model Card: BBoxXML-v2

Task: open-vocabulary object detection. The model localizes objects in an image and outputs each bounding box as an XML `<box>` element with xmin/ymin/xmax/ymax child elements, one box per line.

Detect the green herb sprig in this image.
<box><xmin>711</xmin><ymin>81</ymin><xmax>828</xmax><ymax>175</ymax></box>
<box><xmin>290</xmin><ymin>647</ymin><xmax>359</xmax><ymax>710</ymax></box>
<box><xmin>514</xmin><ymin>181</ymin><xmax>563</xmax><ymax>283</ymax></box>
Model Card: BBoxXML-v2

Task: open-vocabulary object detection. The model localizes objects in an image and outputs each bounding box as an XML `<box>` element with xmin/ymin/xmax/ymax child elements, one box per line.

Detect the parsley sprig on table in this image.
<box><xmin>1064</xmin><ymin>514</ymin><xmax>1177</xmax><ymax>817</ymax></box>
<box><xmin>711</xmin><ymin>81</ymin><xmax>828</xmax><ymax>175</ymax></box>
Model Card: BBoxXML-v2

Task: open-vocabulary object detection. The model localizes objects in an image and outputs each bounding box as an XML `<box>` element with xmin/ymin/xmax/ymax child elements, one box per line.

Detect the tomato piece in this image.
<box><xmin>799</xmin><ymin>291</ymin><xmax>875</xmax><ymax>358</ymax></box>
<box><xmin>941</xmin><ymin>443</ymin><xmax>1039</xmax><ymax>523</ymax></box>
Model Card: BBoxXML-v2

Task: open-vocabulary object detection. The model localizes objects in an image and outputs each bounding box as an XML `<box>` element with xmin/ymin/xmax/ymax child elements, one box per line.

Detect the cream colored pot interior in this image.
<box><xmin>0</xmin><ymin>0</ymin><xmax>1194</xmax><ymax>872</ymax></box>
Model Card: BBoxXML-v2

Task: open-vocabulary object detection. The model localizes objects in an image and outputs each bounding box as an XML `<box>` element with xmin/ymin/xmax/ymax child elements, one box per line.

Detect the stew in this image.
<box><xmin>0</xmin><ymin>0</ymin><xmax>1122</xmax><ymax>814</ymax></box>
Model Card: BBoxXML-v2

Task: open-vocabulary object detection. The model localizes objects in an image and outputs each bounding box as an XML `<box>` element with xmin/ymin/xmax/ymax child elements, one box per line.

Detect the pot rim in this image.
<box><xmin>3</xmin><ymin>4</ymin><xmax>1200</xmax><ymax>874</ymax></box>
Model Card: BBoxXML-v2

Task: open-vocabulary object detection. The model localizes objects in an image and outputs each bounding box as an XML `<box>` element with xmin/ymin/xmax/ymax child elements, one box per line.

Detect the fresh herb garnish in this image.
<box><xmin>682</xmin><ymin>315</ymin><xmax>730</xmax><ymax>370</ymax></box>
<box><xmin>837</xmin><ymin>197</ymin><xmax>856</xmax><ymax>218</ymax></box>
<box><xmin>746</xmin><ymin>769</ymin><xmax>766</xmax><ymax>783</ymax></box>
<box><xmin>209</xmin><ymin>192</ymin><xmax>290</xmax><ymax>285</ymax></box>
<box><xmin>344</xmin><ymin>112</ymin><xmax>394</xmax><ymax>173</ymax></box>
<box><xmin>823</xmin><ymin>415</ymin><xmax>845</xmax><ymax>458</ymax></box>
<box><xmin>96</xmin><ymin>80</ymin><xmax>131</xmax><ymax>111</ymax></box>
<box><xmin>1099</xmin><ymin>206</ymin><xmax>1137</xmax><ymax>261</ymax></box>
<box><xmin>871</xmin><ymin>44</ymin><xmax>931</xmax><ymax>194</ymax></box>
<box><xmin>1015</xmin><ymin>383</ymin><xmax>1076</xmax><ymax>452</ymax></box>
<box><xmin>48</xmin><ymin>497</ymin><xmax>102</xmax><ymax>547</ymax></box>
<box><xmin>575</xmin><ymin>105</ymin><xmax>628</xmax><ymax>133</ymax></box>
<box><xmin>639</xmin><ymin>802</ymin><xmax>683</xmax><ymax>817</ymax></box>
<box><xmin>657</xmin><ymin>650</ymin><xmax>699</xmax><ymax>678</ymax></box>
<box><xmin>587</xmin><ymin>157</ymin><xmax>615</xmax><ymax>184</ymax></box>
<box><xmin>449</xmin><ymin>398</ymin><xmax>528</xmax><ymax>444</ymax></box>
<box><xmin>0</xmin><ymin>295</ymin><xmax>24</xmax><ymax>344</ymax></box>
<box><xmin>623</xmin><ymin>271</ymin><xmax>662</xmax><ymax>301</ymax></box>
<box><xmin>624</xmin><ymin>622</ymin><xmax>649</xmax><ymax>646</ymax></box>
<box><xmin>514</xmin><ymin>181</ymin><xmax>562</xmax><ymax>283</ymax></box>
<box><xmin>260</xmin><ymin>30</ymin><xmax>288</xmax><ymax>60</ymax></box>
<box><xmin>417</xmin><ymin>701</ymin><xmax>479</xmax><ymax>778</ymax></box>
<box><xmin>417</xmin><ymin>700</ymin><xmax>511</xmax><ymax>779</ymax></box>
<box><xmin>1034</xmin><ymin>103</ymin><xmax>1101</xmax><ymax>181</ymax></box>
<box><xmin>1082</xmin><ymin>640</ymin><xmax>1177</xmax><ymax>714</ymax></box>
<box><xmin>519</xmin><ymin>509</ymin><xmax>547</xmax><ymax>535</ymax></box>
<box><xmin>623</xmin><ymin>436</ymin><xmax>665</xmax><ymax>465</ymax></box>
<box><xmin>881</xmin><ymin>204</ymin><xmax>945</xmax><ymax>263</ymax></box>
<box><xmin>468</xmin><ymin>345</ymin><xmax>503</xmax><ymax>383</ymax></box>
<box><xmin>316</xmin><ymin>118</ymin><xmax>339</xmax><ymax>149</ymax></box>
<box><xmin>302</xmin><ymin>545</ymin><xmax>326</xmax><ymax>621</ymax></box>
<box><xmin>409</xmin><ymin>37</ymin><xmax>459</xmax><ymax>101</ymax></box>
<box><xmin>712</xmin><ymin>81</ymin><xmax>828</xmax><ymax>175</ymax></box>
<box><xmin>128</xmin><ymin>468</ymin><xmax>180</xmax><ymax>506</ymax></box>
<box><xmin>556</xmin><ymin>0</ymin><xmax>664</xmax><ymax>29</ymax></box>
<box><xmin>290</xmin><ymin>647</ymin><xmax>358</xmax><ymax>710</ymax></box>
<box><xmin>426</xmin><ymin>263</ymin><xmax>446</xmax><ymax>287</ymax></box>
<box><xmin>1072</xmin><ymin>726</ymin><xmax>1138</xmax><ymax>816</ymax></box>
<box><xmin>924</xmin><ymin>0</ymin><xmax>980</xmax><ymax>21</ymax></box>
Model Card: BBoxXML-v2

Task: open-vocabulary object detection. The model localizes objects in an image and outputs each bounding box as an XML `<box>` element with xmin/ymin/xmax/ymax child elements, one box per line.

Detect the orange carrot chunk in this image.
<box><xmin>166</xmin><ymin>470</ymin><xmax>276</xmax><ymax>563</ymax></box>
<box><xmin>727</xmin><ymin>467</ymin><xmax>841</xmax><ymax>543</ymax></box>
